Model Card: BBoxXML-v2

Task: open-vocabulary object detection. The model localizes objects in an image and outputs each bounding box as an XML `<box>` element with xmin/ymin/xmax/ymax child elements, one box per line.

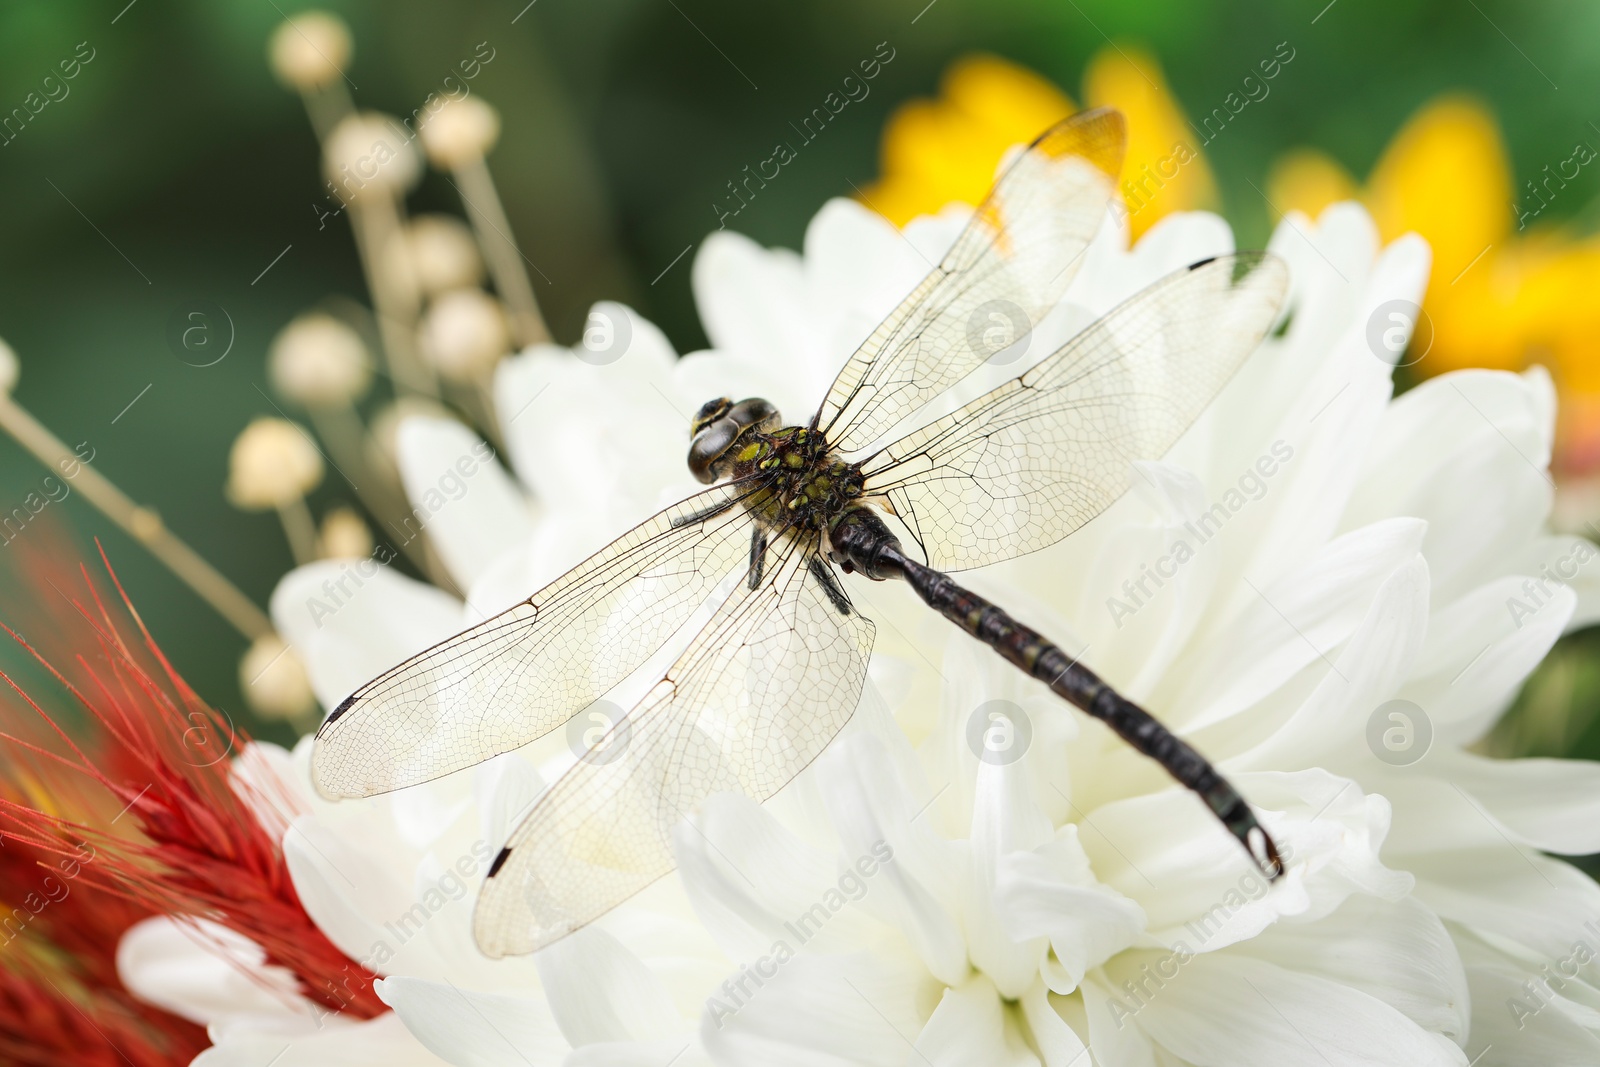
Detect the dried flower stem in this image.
<box><xmin>0</xmin><ymin>394</ymin><xmax>272</xmax><ymax>640</ymax></box>
<box><xmin>297</xmin><ymin>81</ymin><xmax>436</xmax><ymax>399</ymax></box>
<box><xmin>276</xmin><ymin>496</ymin><xmax>317</xmax><ymax>565</ymax></box>
<box><xmin>348</xmin><ymin>194</ymin><xmax>437</xmax><ymax>397</ymax></box>
<box><xmin>301</xmin><ymin>406</ymin><xmax>430</xmax><ymax>579</ymax></box>
<box><xmin>472</xmin><ymin>375</ymin><xmax>506</xmax><ymax>451</ymax></box>
<box><xmin>453</xmin><ymin>157</ymin><xmax>550</xmax><ymax>347</ymax></box>
<box><xmin>299</xmin><ymin>82</ymin><xmax>355</xmax><ymax>142</ymax></box>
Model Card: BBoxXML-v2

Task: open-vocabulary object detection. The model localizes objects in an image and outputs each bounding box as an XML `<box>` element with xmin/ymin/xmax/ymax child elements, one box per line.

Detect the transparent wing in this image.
<box><xmin>311</xmin><ymin>481</ymin><xmax>759</xmax><ymax>798</ymax></box>
<box><xmin>473</xmin><ymin>535</ymin><xmax>874</xmax><ymax>957</ymax></box>
<box><xmin>861</xmin><ymin>253</ymin><xmax>1290</xmax><ymax>571</ymax></box>
<box><xmin>814</xmin><ymin>108</ymin><xmax>1125</xmax><ymax>455</ymax></box>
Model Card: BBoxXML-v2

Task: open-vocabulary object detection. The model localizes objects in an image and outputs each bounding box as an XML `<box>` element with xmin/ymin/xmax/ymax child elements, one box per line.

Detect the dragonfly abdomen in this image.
<box><xmin>827</xmin><ymin>505</ymin><xmax>1283</xmax><ymax>881</ymax></box>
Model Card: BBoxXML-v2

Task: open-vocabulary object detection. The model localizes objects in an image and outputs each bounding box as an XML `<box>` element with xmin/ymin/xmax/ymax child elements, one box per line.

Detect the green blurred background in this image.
<box><xmin>0</xmin><ymin>0</ymin><xmax>1595</xmax><ymax>768</ymax></box>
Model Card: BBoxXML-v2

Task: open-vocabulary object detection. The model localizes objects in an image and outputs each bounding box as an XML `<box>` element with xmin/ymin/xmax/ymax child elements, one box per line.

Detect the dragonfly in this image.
<box><xmin>313</xmin><ymin>107</ymin><xmax>1291</xmax><ymax>958</ymax></box>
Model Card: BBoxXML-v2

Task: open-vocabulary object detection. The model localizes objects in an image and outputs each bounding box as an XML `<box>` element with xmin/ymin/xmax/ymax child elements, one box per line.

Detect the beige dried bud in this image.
<box><xmin>268</xmin><ymin>11</ymin><xmax>352</xmax><ymax>92</ymax></box>
<box><xmin>418</xmin><ymin>96</ymin><xmax>500</xmax><ymax>169</ymax></box>
<box><xmin>240</xmin><ymin>635</ymin><xmax>317</xmax><ymax>721</ymax></box>
<box><xmin>419</xmin><ymin>288</ymin><xmax>510</xmax><ymax>381</ymax></box>
<box><xmin>226</xmin><ymin>417</ymin><xmax>324</xmax><ymax>510</ymax></box>
<box><xmin>269</xmin><ymin>313</ymin><xmax>372</xmax><ymax>407</ymax></box>
<box><xmin>405</xmin><ymin>215</ymin><xmax>484</xmax><ymax>296</ymax></box>
<box><xmin>0</xmin><ymin>336</ymin><xmax>18</xmax><ymax>395</ymax></box>
<box><xmin>318</xmin><ymin>505</ymin><xmax>373</xmax><ymax>560</ymax></box>
<box><xmin>324</xmin><ymin>112</ymin><xmax>421</xmax><ymax>201</ymax></box>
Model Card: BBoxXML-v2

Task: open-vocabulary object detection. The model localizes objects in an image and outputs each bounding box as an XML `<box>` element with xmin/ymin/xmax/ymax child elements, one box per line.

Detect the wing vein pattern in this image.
<box><xmin>313</xmin><ymin>481</ymin><xmax>759</xmax><ymax>797</ymax></box>
<box><xmin>474</xmin><ymin>534</ymin><xmax>874</xmax><ymax>957</ymax></box>
<box><xmin>815</xmin><ymin>108</ymin><xmax>1125</xmax><ymax>455</ymax></box>
<box><xmin>861</xmin><ymin>253</ymin><xmax>1290</xmax><ymax>571</ymax></box>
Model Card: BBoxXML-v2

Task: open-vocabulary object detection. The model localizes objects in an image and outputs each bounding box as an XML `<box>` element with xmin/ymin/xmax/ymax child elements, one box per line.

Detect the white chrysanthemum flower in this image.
<box><xmin>127</xmin><ymin>196</ymin><xmax>1600</xmax><ymax>1066</ymax></box>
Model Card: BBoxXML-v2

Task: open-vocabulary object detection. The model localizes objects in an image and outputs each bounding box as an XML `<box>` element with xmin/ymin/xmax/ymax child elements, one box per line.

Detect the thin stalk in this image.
<box><xmin>348</xmin><ymin>194</ymin><xmax>436</xmax><ymax>397</ymax></box>
<box><xmin>300</xmin><ymin>82</ymin><xmax>355</xmax><ymax>143</ymax></box>
<box><xmin>0</xmin><ymin>394</ymin><xmax>273</xmax><ymax>640</ymax></box>
<box><xmin>276</xmin><ymin>496</ymin><xmax>317</xmax><ymax>565</ymax></box>
<box><xmin>453</xmin><ymin>157</ymin><xmax>549</xmax><ymax>348</ymax></box>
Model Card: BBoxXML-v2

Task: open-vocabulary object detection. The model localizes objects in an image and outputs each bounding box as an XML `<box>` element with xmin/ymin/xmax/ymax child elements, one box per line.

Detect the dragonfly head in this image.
<box><xmin>688</xmin><ymin>397</ymin><xmax>781</xmax><ymax>484</ymax></box>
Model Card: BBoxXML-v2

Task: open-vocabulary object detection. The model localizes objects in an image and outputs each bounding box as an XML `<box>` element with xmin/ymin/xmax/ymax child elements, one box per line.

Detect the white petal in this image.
<box><xmin>1172</xmin><ymin>518</ymin><xmax>1428</xmax><ymax>732</ymax></box>
<box><xmin>494</xmin><ymin>307</ymin><xmax>689</xmax><ymax>528</ymax></box>
<box><xmin>1424</xmin><ymin>748</ymin><xmax>1600</xmax><ymax>854</ymax></box>
<box><xmin>534</xmin><ymin>927</ymin><xmax>684</xmax><ymax>1045</ymax></box>
<box><xmin>1241</xmin><ymin>555</ymin><xmax>1430</xmax><ymax>769</ymax></box>
<box><xmin>803</xmin><ymin>199</ymin><xmax>927</xmax><ymax>390</ymax></box>
<box><xmin>193</xmin><ymin>1012</ymin><xmax>451</xmax><ymax>1067</ymax></box>
<box><xmin>675</xmin><ymin>791</ymin><xmax>875</xmax><ymax>964</ymax></box>
<box><xmin>475</xmin><ymin>751</ymin><xmax>546</xmax><ymax>859</ymax></box>
<box><xmin>1383</xmin><ymin>777</ymin><xmax>1600</xmax><ymax>960</ymax></box>
<box><xmin>1019</xmin><ymin>979</ymin><xmax>1092</xmax><ymax>1067</ymax></box>
<box><xmin>395</xmin><ymin>417</ymin><xmax>534</xmax><ymax>596</ymax></box>
<box><xmin>1506</xmin><ymin>534</ymin><xmax>1600</xmax><ymax>631</ymax></box>
<box><xmin>117</xmin><ymin>916</ymin><xmax>304</xmax><ymax>1027</ymax></box>
<box><xmin>568</xmin><ymin>1039</ymin><xmax>714</xmax><ymax>1067</ymax></box>
<box><xmin>1350</xmin><ymin>369</ymin><xmax>1551</xmax><ymax>533</ymax></box>
<box><xmin>1081</xmin><ymin>769</ymin><xmax>1408</xmax><ymax>949</ymax></box>
<box><xmin>1347</xmin><ymin>369</ymin><xmax>1552</xmax><ymax>602</ymax></box>
<box><xmin>996</xmin><ymin>827</ymin><xmax>1144</xmax><ymax>992</ymax></box>
<box><xmin>1461</xmin><ymin>960</ymin><xmax>1600</xmax><ymax>1067</ymax></box>
<box><xmin>913</xmin><ymin>974</ymin><xmax>1038</xmax><ymax>1067</ymax></box>
<box><xmin>1401</xmin><ymin>575</ymin><xmax>1572</xmax><ymax>747</ymax></box>
<box><xmin>1234</xmin><ymin>894</ymin><xmax>1469</xmax><ymax>1041</ymax></box>
<box><xmin>1119</xmin><ymin>951</ymin><xmax>1467</xmax><ymax>1066</ymax></box>
<box><xmin>282</xmin><ymin>814</ymin><xmax>414</xmax><ymax>971</ymax></box>
<box><xmin>271</xmin><ymin>561</ymin><xmax>463</xmax><ymax>710</ymax></box>
<box><xmin>1082</xmin><ymin>976</ymin><xmax>1161</xmax><ymax>1067</ymax></box>
<box><xmin>378</xmin><ymin>976</ymin><xmax>569</xmax><ymax>1065</ymax></box>
<box><xmin>700</xmin><ymin>949</ymin><xmax>934</xmax><ymax>1067</ymax></box>
<box><xmin>692</xmin><ymin>232</ymin><xmax>811</xmax><ymax>373</ymax></box>
<box><xmin>816</xmin><ymin>734</ymin><xmax>969</xmax><ymax>987</ymax></box>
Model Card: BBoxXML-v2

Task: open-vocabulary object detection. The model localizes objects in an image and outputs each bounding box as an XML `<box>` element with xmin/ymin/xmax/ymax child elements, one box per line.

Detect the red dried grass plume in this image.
<box><xmin>0</xmin><ymin>829</ymin><xmax>207</xmax><ymax>1067</ymax></box>
<box><xmin>0</xmin><ymin>544</ymin><xmax>384</xmax><ymax>1058</ymax></box>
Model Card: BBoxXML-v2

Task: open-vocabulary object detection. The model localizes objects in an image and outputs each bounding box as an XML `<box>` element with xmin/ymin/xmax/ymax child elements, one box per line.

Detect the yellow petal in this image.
<box><xmin>942</xmin><ymin>54</ymin><xmax>1078</xmax><ymax>141</ymax></box>
<box><xmin>1082</xmin><ymin>44</ymin><xmax>1215</xmax><ymax>237</ymax></box>
<box><xmin>1266</xmin><ymin>148</ymin><xmax>1359</xmax><ymax>220</ymax></box>
<box><xmin>863</xmin><ymin>54</ymin><xmax>1075</xmax><ymax>225</ymax></box>
<box><xmin>1366</xmin><ymin>95</ymin><xmax>1512</xmax><ymax>286</ymax></box>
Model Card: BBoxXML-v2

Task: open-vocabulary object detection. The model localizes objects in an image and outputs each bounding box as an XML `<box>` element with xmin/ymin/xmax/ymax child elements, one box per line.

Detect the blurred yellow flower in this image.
<box><xmin>1268</xmin><ymin>96</ymin><xmax>1600</xmax><ymax>477</ymax></box>
<box><xmin>862</xmin><ymin>48</ymin><xmax>1214</xmax><ymax>238</ymax></box>
<box><xmin>1264</xmin><ymin>148</ymin><xmax>1358</xmax><ymax>222</ymax></box>
<box><xmin>1082</xmin><ymin>46</ymin><xmax>1216</xmax><ymax>233</ymax></box>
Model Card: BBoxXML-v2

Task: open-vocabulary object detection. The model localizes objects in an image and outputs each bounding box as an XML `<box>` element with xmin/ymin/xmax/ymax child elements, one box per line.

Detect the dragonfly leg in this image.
<box><xmin>747</xmin><ymin>528</ymin><xmax>768</xmax><ymax>590</ymax></box>
<box><xmin>808</xmin><ymin>556</ymin><xmax>853</xmax><ymax>615</ymax></box>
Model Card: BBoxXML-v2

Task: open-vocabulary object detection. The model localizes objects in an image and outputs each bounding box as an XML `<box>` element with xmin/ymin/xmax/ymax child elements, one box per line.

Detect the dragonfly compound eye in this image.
<box><xmin>690</xmin><ymin>397</ymin><xmax>733</xmax><ymax>437</ymax></box>
<box><xmin>687</xmin><ymin>397</ymin><xmax>781</xmax><ymax>484</ymax></box>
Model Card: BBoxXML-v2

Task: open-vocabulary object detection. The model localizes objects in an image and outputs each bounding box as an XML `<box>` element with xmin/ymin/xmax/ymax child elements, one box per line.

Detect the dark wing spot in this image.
<box><xmin>1187</xmin><ymin>256</ymin><xmax>1217</xmax><ymax>271</ymax></box>
<box><xmin>487</xmin><ymin>845</ymin><xmax>513</xmax><ymax>878</ymax></box>
<box><xmin>319</xmin><ymin>694</ymin><xmax>357</xmax><ymax>734</ymax></box>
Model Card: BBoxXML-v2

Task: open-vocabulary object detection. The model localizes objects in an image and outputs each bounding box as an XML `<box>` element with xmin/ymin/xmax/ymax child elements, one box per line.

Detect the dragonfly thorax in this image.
<box><xmin>687</xmin><ymin>396</ymin><xmax>865</xmax><ymax>534</ymax></box>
